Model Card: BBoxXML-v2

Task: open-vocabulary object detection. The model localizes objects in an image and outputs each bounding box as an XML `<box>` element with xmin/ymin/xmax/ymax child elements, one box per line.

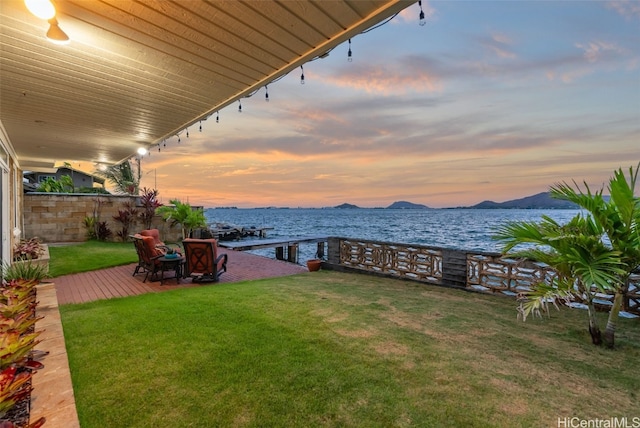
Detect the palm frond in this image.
<box><xmin>517</xmin><ymin>278</ymin><xmax>574</xmax><ymax>322</ymax></box>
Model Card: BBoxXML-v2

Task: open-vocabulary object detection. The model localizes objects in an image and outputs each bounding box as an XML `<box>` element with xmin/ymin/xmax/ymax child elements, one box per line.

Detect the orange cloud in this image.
<box><xmin>324</xmin><ymin>63</ymin><xmax>442</xmax><ymax>94</ymax></box>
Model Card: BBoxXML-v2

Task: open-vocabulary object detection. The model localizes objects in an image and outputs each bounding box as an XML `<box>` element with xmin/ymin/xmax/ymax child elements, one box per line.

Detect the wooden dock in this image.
<box><xmin>218</xmin><ymin>236</ymin><xmax>328</xmax><ymax>263</ymax></box>
<box><xmin>208</xmin><ymin>225</ymin><xmax>274</xmax><ymax>240</ymax></box>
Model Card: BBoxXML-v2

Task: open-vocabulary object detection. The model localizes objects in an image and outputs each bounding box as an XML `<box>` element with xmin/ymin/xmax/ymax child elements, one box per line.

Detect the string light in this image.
<box><xmin>199</xmin><ymin>121</ymin><xmax>202</xmax><ymax>132</ymax></box>
<box><xmin>186</xmin><ymin>128</ymin><xmax>189</xmax><ymax>138</ymax></box>
<box><xmin>265</xmin><ymin>85</ymin><xmax>269</xmax><ymax>102</ymax></box>
<box><xmin>177</xmin><ymin>134</ymin><xmax>181</xmax><ymax>143</ymax></box>
<box><xmin>238</xmin><ymin>99</ymin><xmax>242</xmax><ymax>112</ymax></box>
<box><xmin>348</xmin><ymin>39</ymin><xmax>353</xmax><ymax>62</ymax></box>
<box><xmin>418</xmin><ymin>0</ymin><xmax>426</xmax><ymax>26</ymax></box>
<box><xmin>163</xmin><ymin>140</ymin><xmax>166</xmax><ymax>147</ymax></box>
<box><xmin>216</xmin><ymin>111</ymin><xmax>219</xmax><ymax>123</ymax></box>
<box><xmin>300</xmin><ymin>65</ymin><xmax>305</xmax><ymax>85</ymax></box>
<box><xmin>158</xmin><ymin>145</ymin><xmax>161</xmax><ymax>152</ymax></box>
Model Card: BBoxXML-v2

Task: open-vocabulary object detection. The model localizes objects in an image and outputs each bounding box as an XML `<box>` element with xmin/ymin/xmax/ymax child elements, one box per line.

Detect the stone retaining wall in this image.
<box><xmin>24</xmin><ymin>193</ymin><xmax>182</xmax><ymax>243</ymax></box>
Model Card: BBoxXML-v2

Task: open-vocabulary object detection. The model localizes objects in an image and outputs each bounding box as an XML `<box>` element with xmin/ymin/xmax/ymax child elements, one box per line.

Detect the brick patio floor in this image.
<box><xmin>54</xmin><ymin>248</ymin><xmax>307</xmax><ymax>305</ymax></box>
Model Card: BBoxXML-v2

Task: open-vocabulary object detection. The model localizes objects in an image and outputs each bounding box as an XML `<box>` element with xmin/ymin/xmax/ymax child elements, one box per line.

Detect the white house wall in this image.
<box><xmin>0</xmin><ymin>119</ymin><xmax>23</xmax><ymax>265</ymax></box>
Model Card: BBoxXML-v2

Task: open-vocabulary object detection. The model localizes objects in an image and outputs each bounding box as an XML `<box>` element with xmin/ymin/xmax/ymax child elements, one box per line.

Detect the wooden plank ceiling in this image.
<box><xmin>0</xmin><ymin>0</ymin><xmax>411</xmax><ymax>170</ymax></box>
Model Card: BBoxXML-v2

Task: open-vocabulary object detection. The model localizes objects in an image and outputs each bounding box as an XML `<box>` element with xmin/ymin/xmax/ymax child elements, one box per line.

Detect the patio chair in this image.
<box><xmin>182</xmin><ymin>238</ymin><xmax>228</xmax><ymax>283</ymax></box>
<box><xmin>132</xmin><ymin>234</ymin><xmax>165</xmax><ymax>282</ymax></box>
<box><xmin>140</xmin><ymin>229</ymin><xmax>181</xmax><ymax>255</ymax></box>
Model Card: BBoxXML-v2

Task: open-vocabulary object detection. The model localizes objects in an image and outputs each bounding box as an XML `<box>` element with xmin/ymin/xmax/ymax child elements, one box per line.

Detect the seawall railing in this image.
<box><xmin>326</xmin><ymin>237</ymin><xmax>640</xmax><ymax>315</ymax></box>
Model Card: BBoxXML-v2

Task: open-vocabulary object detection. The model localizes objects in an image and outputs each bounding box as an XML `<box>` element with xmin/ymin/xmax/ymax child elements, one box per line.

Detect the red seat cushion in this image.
<box><xmin>141</xmin><ymin>235</ymin><xmax>164</xmax><ymax>261</ymax></box>
<box><xmin>140</xmin><ymin>229</ymin><xmax>164</xmax><ymax>246</ymax></box>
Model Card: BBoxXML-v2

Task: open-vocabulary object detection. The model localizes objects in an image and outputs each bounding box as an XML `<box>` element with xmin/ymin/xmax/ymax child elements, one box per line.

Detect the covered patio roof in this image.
<box><xmin>0</xmin><ymin>0</ymin><xmax>414</xmax><ymax>171</ymax></box>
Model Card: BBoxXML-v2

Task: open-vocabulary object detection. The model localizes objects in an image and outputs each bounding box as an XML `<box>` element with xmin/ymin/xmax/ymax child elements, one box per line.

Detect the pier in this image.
<box><xmin>218</xmin><ymin>236</ymin><xmax>328</xmax><ymax>263</ymax></box>
<box><xmin>204</xmin><ymin>225</ymin><xmax>274</xmax><ymax>241</ymax></box>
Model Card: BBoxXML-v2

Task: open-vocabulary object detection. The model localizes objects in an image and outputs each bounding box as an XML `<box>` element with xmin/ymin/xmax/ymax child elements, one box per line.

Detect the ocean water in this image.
<box><xmin>204</xmin><ymin>208</ymin><xmax>580</xmax><ymax>264</ymax></box>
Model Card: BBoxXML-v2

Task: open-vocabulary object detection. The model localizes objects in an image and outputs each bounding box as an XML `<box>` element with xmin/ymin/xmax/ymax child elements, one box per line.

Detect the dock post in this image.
<box><xmin>316</xmin><ymin>242</ymin><xmax>325</xmax><ymax>259</ymax></box>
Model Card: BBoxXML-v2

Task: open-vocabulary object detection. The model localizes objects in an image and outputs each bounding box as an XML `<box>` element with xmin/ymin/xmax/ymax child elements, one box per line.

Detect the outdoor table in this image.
<box><xmin>157</xmin><ymin>255</ymin><xmax>185</xmax><ymax>285</ymax></box>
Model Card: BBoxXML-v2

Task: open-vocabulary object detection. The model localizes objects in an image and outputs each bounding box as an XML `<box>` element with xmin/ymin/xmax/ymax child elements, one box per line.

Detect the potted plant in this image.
<box><xmin>306</xmin><ymin>259</ymin><xmax>322</xmax><ymax>272</ymax></box>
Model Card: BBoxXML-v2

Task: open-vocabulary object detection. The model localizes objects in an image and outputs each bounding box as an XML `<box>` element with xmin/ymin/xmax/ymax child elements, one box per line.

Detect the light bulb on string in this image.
<box><xmin>163</xmin><ymin>140</ymin><xmax>166</xmax><ymax>147</ymax></box>
<box><xmin>348</xmin><ymin>39</ymin><xmax>353</xmax><ymax>62</ymax></box>
<box><xmin>216</xmin><ymin>111</ymin><xmax>219</xmax><ymax>123</ymax></box>
<box><xmin>265</xmin><ymin>85</ymin><xmax>269</xmax><ymax>102</ymax></box>
<box><xmin>186</xmin><ymin>128</ymin><xmax>189</xmax><ymax>138</ymax></box>
<box><xmin>418</xmin><ymin>0</ymin><xmax>426</xmax><ymax>26</ymax></box>
<box><xmin>177</xmin><ymin>134</ymin><xmax>181</xmax><ymax>143</ymax></box>
<box><xmin>300</xmin><ymin>65</ymin><xmax>305</xmax><ymax>85</ymax></box>
<box><xmin>238</xmin><ymin>99</ymin><xmax>242</xmax><ymax>113</ymax></box>
<box><xmin>199</xmin><ymin>121</ymin><xmax>202</xmax><ymax>132</ymax></box>
<box><xmin>158</xmin><ymin>145</ymin><xmax>161</xmax><ymax>152</ymax></box>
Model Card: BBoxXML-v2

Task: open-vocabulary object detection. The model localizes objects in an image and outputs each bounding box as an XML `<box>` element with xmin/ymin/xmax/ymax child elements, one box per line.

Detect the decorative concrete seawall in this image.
<box><xmin>326</xmin><ymin>237</ymin><xmax>640</xmax><ymax>315</ymax></box>
<box><xmin>24</xmin><ymin>193</ymin><xmax>183</xmax><ymax>243</ymax></box>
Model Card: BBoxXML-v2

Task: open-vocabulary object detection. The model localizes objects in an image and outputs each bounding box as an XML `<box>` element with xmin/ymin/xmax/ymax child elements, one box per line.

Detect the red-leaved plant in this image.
<box><xmin>12</xmin><ymin>239</ymin><xmax>44</xmax><ymax>262</ymax></box>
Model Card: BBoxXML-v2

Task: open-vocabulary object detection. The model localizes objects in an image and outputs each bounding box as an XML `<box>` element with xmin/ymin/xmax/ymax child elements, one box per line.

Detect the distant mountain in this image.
<box><xmin>335</xmin><ymin>203</ymin><xmax>360</xmax><ymax>209</ymax></box>
<box><xmin>470</xmin><ymin>192</ymin><xmax>578</xmax><ymax>209</ymax></box>
<box><xmin>387</xmin><ymin>201</ymin><xmax>430</xmax><ymax>209</ymax></box>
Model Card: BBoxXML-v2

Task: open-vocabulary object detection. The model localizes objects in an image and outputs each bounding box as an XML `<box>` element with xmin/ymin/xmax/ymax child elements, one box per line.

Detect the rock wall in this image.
<box><xmin>23</xmin><ymin>193</ymin><xmax>183</xmax><ymax>243</ymax></box>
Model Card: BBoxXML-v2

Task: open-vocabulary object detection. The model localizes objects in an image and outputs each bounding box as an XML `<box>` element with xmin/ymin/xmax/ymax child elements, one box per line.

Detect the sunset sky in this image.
<box><xmin>125</xmin><ymin>1</ymin><xmax>638</xmax><ymax>208</ymax></box>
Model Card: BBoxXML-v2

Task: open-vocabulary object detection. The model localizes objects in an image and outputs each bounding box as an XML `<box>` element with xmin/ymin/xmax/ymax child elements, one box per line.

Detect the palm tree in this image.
<box><xmin>494</xmin><ymin>214</ymin><xmax>624</xmax><ymax>345</ymax></box>
<box><xmin>96</xmin><ymin>159</ymin><xmax>138</xmax><ymax>195</ymax></box>
<box><xmin>550</xmin><ymin>163</ymin><xmax>640</xmax><ymax>348</ymax></box>
<box><xmin>156</xmin><ymin>199</ymin><xmax>206</xmax><ymax>240</ymax></box>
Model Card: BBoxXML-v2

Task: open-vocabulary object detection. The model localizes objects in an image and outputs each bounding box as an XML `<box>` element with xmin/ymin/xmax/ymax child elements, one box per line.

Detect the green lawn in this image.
<box><xmin>60</xmin><ymin>271</ymin><xmax>640</xmax><ymax>427</ymax></box>
<box><xmin>48</xmin><ymin>241</ymin><xmax>138</xmax><ymax>277</ymax></box>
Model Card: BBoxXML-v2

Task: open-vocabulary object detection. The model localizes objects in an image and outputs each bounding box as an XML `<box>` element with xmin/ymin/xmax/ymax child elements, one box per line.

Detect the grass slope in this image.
<box><xmin>60</xmin><ymin>271</ymin><xmax>640</xmax><ymax>427</ymax></box>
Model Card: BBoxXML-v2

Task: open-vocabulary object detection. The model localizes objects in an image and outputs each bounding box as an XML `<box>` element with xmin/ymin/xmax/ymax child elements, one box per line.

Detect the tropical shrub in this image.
<box><xmin>12</xmin><ymin>238</ymin><xmax>44</xmax><ymax>261</ymax></box>
<box><xmin>0</xmin><ymin>271</ymin><xmax>47</xmax><ymax>428</ymax></box>
<box><xmin>156</xmin><ymin>199</ymin><xmax>206</xmax><ymax>240</ymax></box>
<box><xmin>494</xmin><ymin>214</ymin><xmax>623</xmax><ymax>345</ymax></box>
<box><xmin>494</xmin><ymin>163</ymin><xmax>640</xmax><ymax>348</ymax></box>
<box><xmin>113</xmin><ymin>201</ymin><xmax>138</xmax><ymax>242</ymax></box>
<box><xmin>138</xmin><ymin>188</ymin><xmax>163</xmax><ymax>230</ymax></box>
<box><xmin>95</xmin><ymin>160</ymin><xmax>138</xmax><ymax>195</ymax></box>
<box><xmin>76</xmin><ymin>186</ymin><xmax>110</xmax><ymax>194</ymax></box>
<box><xmin>36</xmin><ymin>175</ymin><xmax>73</xmax><ymax>193</ymax></box>
<box><xmin>550</xmin><ymin>163</ymin><xmax>640</xmax><ymax>348</ymax></box>
<box><xmin>96</xmin><ymin>222</ymin><xmax>112</xmax><ymax>242</ymax></box>
<box><xmin>83</xmin><ymin>217</ymin><xmax>97</xmax><ymax>240</ymax></box>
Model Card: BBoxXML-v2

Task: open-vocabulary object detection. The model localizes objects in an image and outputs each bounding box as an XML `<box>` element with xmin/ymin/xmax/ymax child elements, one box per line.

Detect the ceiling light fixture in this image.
<box><xmin>137</xmin><ymin>147</ymin><xmax>147</xmax><ymax>156</ymax></box>
<box><xmin>46</xmin><ymin>17</ymin><xmax>69</xmax><ymax>44</ymax></box>
<box><xmin>25</xmin><ymin>0</ymin><xmax>55</xmax><ymax>19</ymax></box>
